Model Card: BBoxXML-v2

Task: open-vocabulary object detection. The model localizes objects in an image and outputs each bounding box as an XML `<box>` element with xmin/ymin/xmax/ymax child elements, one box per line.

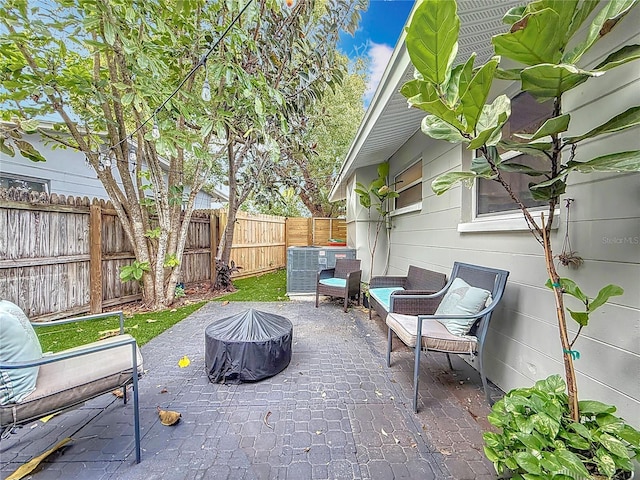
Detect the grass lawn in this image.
<box><xmin>216</xmin><ymin>268</ymin><xmax>288</xmax><ymax>302</ymax></box>
<box><xmin>36</xmin><ymin>302</ymin><xmax>206</xmax><ymax>353</ymax></box>
<box><xmin>36</xmin><ymin>269</ymin><xmax>287</xmax><ymax>353</ymax></box>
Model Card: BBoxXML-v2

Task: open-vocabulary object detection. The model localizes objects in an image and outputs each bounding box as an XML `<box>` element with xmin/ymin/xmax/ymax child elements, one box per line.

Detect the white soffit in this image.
<box><xmin>330</xmin><ymin>0</ymin><xmax>522</xmax><ymax>201</ymax></box>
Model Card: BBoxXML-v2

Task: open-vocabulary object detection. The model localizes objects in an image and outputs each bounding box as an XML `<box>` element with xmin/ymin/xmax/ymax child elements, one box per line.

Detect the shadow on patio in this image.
<box><xmin>1</xmin><ymin>298</ymin><xmax>502</xmax><ymax>480</ymax></box>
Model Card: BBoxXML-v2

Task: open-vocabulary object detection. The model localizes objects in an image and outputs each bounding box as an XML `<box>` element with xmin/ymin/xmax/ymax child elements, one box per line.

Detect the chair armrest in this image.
<box><xmin>0</xmin><ymin>335</ymin><xmax>138</xmax><ymax>370</ymax></box>
<box><xmin>370</xmin><ymin>276</ymin><xmax>407</xmax><ymax>289</ymax></box>
<box><xmin>31</xmin><ymin>311</ymin><xmax>126</xmax><ymax>335</ymax></box>
<box><xmin>346</xmin><ymin>270</ymin><xmax>362</xmax><ymax>287</ymax></box>
<box><xmin>389</xmin><ymin>290</ymin><xmax>444</xmax><ymax>315</ymax></box>
<box><xmin>318</xmin><ymin>268</ymin><xmax>336</xmax><ymax>282</ymax></box>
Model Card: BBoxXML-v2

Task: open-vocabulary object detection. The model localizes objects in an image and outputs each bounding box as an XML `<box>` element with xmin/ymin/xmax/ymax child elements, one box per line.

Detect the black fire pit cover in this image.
<box><xmin>205</xmin><ymin>309</ymin><xmax>293</xmax><ymax>384</ymax></box>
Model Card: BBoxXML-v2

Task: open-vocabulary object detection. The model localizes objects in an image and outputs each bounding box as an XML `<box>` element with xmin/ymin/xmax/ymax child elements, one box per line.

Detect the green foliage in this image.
<box><xmin>216</xmin><ymin>269</ymin><xmax>287</xmax><ymax>302</ymax></box>
<box><xmin>163</xmin><ymin>254</ymin><xmax>179</xmax><ymax>268</ymax></box>
<box><xmin>174</xmin><ymin>283</ymin><xmax>185</xmax><ymax>299</ymax></box>
<box><xmin>402</xmin><ymin>0</ymin><xmax>640</xmax><ymax>199</ymax></box>
<box><xmin>484</xmin><ymin>375</ymin><xmax>640</xmax><ymax>479</ymax></box>
<box><xmin>545</xmin><ymin>279</ymin><xmax>624</xmax><ymax>327</ymax></box>
<box><xmin>119</xmin><ymin>260</ymin><xmax>150</xmax><ymax>283</ymax></box>
<box><xmin>355</xmin><ymin>161</ymin><xmax>399</xmax><ymax>217</ymax></box>
<box><xmin>36</xmin><ymin>302</ymin><xmax>206</xmax><ymax>353</ymax></box>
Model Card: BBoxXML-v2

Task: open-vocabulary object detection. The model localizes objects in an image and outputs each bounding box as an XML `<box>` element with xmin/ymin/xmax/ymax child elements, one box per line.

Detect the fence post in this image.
<box><xmin>89</xmin><ymin>202</ymin><xmax>103</xmax><ymax>313</ymax></box>
<box><xmin>210</xmin><ymin>210</ymin><xmax>218</xmax><ymax>286</ymax></box>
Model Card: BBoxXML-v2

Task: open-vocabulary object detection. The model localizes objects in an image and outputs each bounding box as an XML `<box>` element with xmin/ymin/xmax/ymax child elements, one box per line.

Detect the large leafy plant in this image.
<box><xmin>355</xmin><ymin>161</ymin><xmax>398</xmax><ymax>282</ymax></box>
<box><xmin>401</xmin><ymin>0</ymin><xmax>639</xmax><ymax>426</ymax></box>
<box><xmin>484</xmin><ymin>375</ymin><xmax>640</xmax><ymax>479</ymax></box>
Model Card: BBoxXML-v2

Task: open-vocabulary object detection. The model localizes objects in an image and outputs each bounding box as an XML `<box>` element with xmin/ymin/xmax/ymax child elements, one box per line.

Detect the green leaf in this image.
<box><xmin>618</xmin><ymin>424</ymin><xmax>640</xmax><ymax>446</ymax></box>
<box><xmin>420</xmin><ymin>115</ymin><xmax>466</xmax><ymax>143</ymax></box>
<box><xmin>467</xmin><ymin>94</ymin><xmax>510</xmax><ymax>149</ymax></box>
<box><xmin>499</xmin><ymin>162</ymin><xmax>549</xmax><ymax>175</ymax></box>
<box><xmin>521</xmin><ymin>64</ymin><xmax>601</xmax><ymax>101</ymax></box>
<box><xmin>539</xmin><ymin>451</ymin><xmax>563</xmax><ymax>473</ymax></box>
<box><xmin>402</xmin><ymin>80</ymin><xmax>465</xmax><ymax>130</ymax></box>
<box><xmin>121</xmin><ymin>92</ymin><xmax>134</xmax><ymax>106</ymax></box>
<box><xmin>598</xmin><ymin>433</ymin><xmax>631</xmax><ymax>458</ymax></box>
<box><xmin>595</xmin><ymin>449</ymin><xmax>617</xmax><ymax>478</ymax></box>
<box><xmin>529</xmin><ymin>177</ymin><xmax>566</xmax><ymax>201</ymax></box>
<box><xmin>579</xmin><ymin>400</ymin><xmax>617</xmax><ymax>415</ymax></box>
<box><xmin>595</xmin><ymin>44</ymin><xmax>640</xmax><ymax>71</ymax></box>
<box><xmin>559</xmin><ymin>431</ymin><xmax>591</xmax><ymax>450</ymax></box>
<box><xmin>514</xmin><ymin>432</ymin><xmax>545</xmax><ymax>451</ymax></box>
<box><xmin>483</xmin><ymin>445</ymin><xmax>500</xmax><ymax>463</ymax></box>
<box><xmin>492</xmin><ymin>9</ymin><xmax>563</xmax><ymax>66</ymax></box>
<box><xmin>502</xmin><ymin>6</ymin><xmax>526</xmax><ymax>24</ymax></box>
<box><xmin>460</xmin><ymin>57</ymin><xmax>499</xmax><ymax>132</ymax></box>
<box><xmin>564</xmin><ymin>107</ymin><xmax>640</xmax><ymax>144</ymax></box>
<box><xmin>14</xmin><ymin>139</ymin><xmax>46</xmax><ymax>162</ymax></box>
<box><xmin>564</xmin><ymin>0</ymin><xmax>637</xmax><ymax>64</ymax></box>
<box><xmin>0</xmin><ymin>137</ymin><xmax>15</xmax><ymax>157</ymax></box>
<box><xmin>498</xmin><ymin>139</ymin><xmax>552</xmax><ymax>157</ymax></box>
<box><xmin>554</xmin><ymin>278</ymin><xmax>588</xmax><ymax>303</ymax></box>
<box><xmin>405</xmin><ymin>0</ymin><xmax>460</xmax><ymax>85</ymax></box>
<box><xmin>568</xmin><ymin>309</ymin><xmax>589</xmax><ymax>326</ymax></box>
<box><xmin>589</xmin><ymin>284</ymin><xmax>624</xmax><ymax>311</ymax></box>
<box><xmin>431</xmin><ymin>171</ymin><xmax>478</xmax><ymax>195</ymax></box>
<box><xmin>514</xmin><ymin>451</ymin><xmax>542</xmax><ymax>475</ymax></box>
<box><xmin>536</xmin><ymin>374</ymin><xmax>567</xmax><ymax>395</ymax></box>
<box><xmin>566</xmin><ymin>0</ymin><xmax>600</xmax><ymax>40</ymax></box>
<box><xmin>20</xmin><ymin>118</ymin><xmax>40</xmax><ymax>133</ymax></box>
<box><xmin>555</xmin><ymin>449</ymin><xmax>591</xmax><ymax>478</ymax></box>
<box><xmin>103</xmin><ymin>21</ymin><xmax>116</xmax><ymax>46</ymax></box>
<box><xmin>515</xmin><ymin>114</ymin><xmax>570</xmax><ymax>141</ymax></box>
<box><xmin>495</xmin><ymin>67</ymin><xmax>522</xmax><ymax>80</ymax></box>
<box><xmin>567</xmin><ymin>150</ymin><xmax>640</xmax><ymax>173</ymax></box>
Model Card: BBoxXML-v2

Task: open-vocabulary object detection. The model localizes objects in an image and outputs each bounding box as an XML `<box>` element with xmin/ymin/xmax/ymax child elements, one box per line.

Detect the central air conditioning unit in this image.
<box><xmin>286</xmin><ymin>246</ymin><xmax>357</xmax><ymax>294</ymax></box>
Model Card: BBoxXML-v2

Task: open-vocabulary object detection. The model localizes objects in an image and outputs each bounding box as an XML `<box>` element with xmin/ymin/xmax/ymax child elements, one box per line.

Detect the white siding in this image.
<box><xmin>348</xmin><ymin>11</ymin><xmax>640</xmax><ymax>424</ymax></box>
<box><xmin>1</xmin><ymin>133</ymin><xmax>213</xmax><ymax>209</ymax></box>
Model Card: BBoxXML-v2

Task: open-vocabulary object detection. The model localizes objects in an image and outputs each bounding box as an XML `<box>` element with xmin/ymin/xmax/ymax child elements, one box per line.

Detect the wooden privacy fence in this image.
<box><xmin>0</xmin><ymin>188</ymin><xmax>345</xmax><ymax>320</ymax></box>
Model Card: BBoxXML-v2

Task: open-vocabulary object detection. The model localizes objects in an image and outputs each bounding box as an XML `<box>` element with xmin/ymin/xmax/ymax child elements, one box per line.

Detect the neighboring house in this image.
<box><xmin>1</xmin><ymin>122</ymin><xmax>228</xmax><ymax>209</ymax></box>
<box><xmin>331</xmin><ymin>2</ymin><xmax>640</xmax><ymax>423</ymax></box>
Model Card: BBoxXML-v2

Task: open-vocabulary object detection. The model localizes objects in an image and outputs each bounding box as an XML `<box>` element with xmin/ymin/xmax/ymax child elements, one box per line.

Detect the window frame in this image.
<box><xmin>457</xmin><ymin>90</ymin><xmax>561</xmax><ymax>233</ymax></box>
<box><xmin>0</xmin><ymin>173</ymin><xmax>49</xmax><ymax>194</ymax></box>
<box><xmin>391</xmin><ymin>158</ymin><xmax>422</xmax><ymax>216</ymax></box>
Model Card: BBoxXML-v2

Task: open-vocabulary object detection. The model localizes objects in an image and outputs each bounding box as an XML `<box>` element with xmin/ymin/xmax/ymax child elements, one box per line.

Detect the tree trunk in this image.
<box><xmin>542</xmin><ymin>218</ymin><xmax>580</xmax><ymax>421</ymax></box>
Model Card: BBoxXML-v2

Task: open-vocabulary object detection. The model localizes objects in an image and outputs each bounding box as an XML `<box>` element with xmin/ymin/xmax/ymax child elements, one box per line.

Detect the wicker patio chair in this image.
<box><xmin>315</xmin><ymin>259</ymin><xmax>362</xmax><ymax>312</ymax></box>
<box><xmin>0</xmin><ymin>305</ymin><xmax>143</xmax><ymax>463</ymax></box>
<box><xmin>368</xmin><ymin>266</ymin><xmax>447</xmax><ymax>319</ymax></box>
<box><xmin>385</xmin><ymin>262</ymin><xmax>509</xmax><ymax>412</ymax></box>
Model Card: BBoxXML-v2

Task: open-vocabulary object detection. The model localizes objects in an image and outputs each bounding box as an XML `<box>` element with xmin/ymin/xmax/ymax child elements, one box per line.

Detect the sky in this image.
<box><xmin>339</xmin><ymin>1</ymin><xmax>415</xmax><ymax>105</ymax></box>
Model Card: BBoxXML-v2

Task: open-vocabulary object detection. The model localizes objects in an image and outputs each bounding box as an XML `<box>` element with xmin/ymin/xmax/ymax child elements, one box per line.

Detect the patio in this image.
<box><xmin>0</xmin><ymin>298</ymin><xmax>501</xmax><ymax>480</ymax></box>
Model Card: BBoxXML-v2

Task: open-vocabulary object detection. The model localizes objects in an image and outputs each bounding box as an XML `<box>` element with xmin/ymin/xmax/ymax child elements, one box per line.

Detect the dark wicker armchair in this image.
<box><xmin>385</xmin><ymin>262</ymin><xmax>509</xmax><ymax>412</ymax></box>
<box><xmin>315</xmin><ymin>259</ymin><xmax>362</xmax><ymax>312</ymax></box>
<box><xmin>369</xmin><ymin>265</ymin><xmax>447</xmax><ymax>319</ymax></box>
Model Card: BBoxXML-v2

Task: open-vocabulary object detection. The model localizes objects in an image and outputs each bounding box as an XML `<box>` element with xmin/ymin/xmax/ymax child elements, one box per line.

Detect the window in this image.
<box><xmin>0</xmin><ymin>174</ymin><xmax>49</xmax><ymax>193</ymax></box>
<box><xmin>394</xmin><ymin>159</ymin><xmax>422</xmax><ymax>211</ymax></box>
<box><xmin>476</xmin><ymin>92</ymin><xmax>553</xmax><ymax>216</ymax></box>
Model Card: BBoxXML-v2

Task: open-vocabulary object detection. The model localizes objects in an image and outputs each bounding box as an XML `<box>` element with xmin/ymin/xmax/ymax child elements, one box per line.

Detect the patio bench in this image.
<box><xmin>368</xmin><ymin>265</ymin><xmax>447</xmax><ymax>319</ymax></box>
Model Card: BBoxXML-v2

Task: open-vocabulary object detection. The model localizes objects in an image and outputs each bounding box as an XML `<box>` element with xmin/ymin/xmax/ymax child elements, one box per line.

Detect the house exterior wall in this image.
<box><xmin>347</xmin><ymin>13</ymin><xmax>639</xmax><ymax>424</ymax></box>
<box><xmin>1</xmin><ymin>133</ymin><xmax>213</xmax><ymax>209</ymax></box>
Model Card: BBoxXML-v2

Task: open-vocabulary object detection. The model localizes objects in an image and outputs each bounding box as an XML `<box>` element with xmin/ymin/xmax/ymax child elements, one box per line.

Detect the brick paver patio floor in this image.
<box><xmin>0</xmin><ymin>298</ymin><xmax>502</xmax><ymax>479</ymax></box>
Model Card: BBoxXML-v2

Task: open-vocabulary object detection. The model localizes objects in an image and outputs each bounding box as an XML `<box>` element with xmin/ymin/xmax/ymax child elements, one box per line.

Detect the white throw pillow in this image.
<box><xmin>435</xmin><ymin>278</ymin><xmax>491</xmax><ymax>336</ymax></box>
<box><xmin>0</xmin><ymin>300</ymin><xmax>43</xmax><ymax>405</ymax></box>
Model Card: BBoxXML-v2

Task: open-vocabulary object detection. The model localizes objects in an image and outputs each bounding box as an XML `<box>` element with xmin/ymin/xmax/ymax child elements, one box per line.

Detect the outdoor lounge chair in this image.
<box><xmin>385</xmin><ymin>262</ymin><xmax>509</xmax><ymax>412</ymax></box>
<box><xmin>315</xmin><ymin>258</ymin><xmax>362</xmax><ymax>312</ymax></box>
<box><xmin>0</xmin><ymin>303</ymin><xmax>143</xmax><ymax>463</ymax></box>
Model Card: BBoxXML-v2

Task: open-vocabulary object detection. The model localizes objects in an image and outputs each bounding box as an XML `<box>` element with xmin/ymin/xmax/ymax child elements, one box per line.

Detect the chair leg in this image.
<box><xmin>315</xmin><ymin>290</ymin><xmax>319</xmax><ymax>308</ymax></box>
<box><xmin>386</xmin><ymin>327</ymin><xmax>392</xmax><ymax>367</ymax></box>
<box><xmin>413</xmin><ymin>341</ymin><xmax>421</xmax><ymax>414</ymax></box>
<box><xmin>478</xmin><ymin>351</ymin><xmax>492</xmax><ymax>405</ymax></box>
<box><xmin>446</xmin><ymin>353</ymin><xmax>454</xmax><ymax>371</ymax></box>
<box><xmin>123</xmin><ymin>383</ymin><xmax>128</xmax><ymax>404</ymax></box>
<box><xmin>131</xmin><ymin>344</ymin><xmax>141</xmax><ymax>464</ymax></box>
<box><xmin>343</xmin><ymin>295</ymin><xmax>348</xmax><ymax>312</ymax></box>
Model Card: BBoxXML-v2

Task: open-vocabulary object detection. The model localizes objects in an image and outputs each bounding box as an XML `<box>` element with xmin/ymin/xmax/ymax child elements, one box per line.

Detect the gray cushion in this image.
<box><xmin>0</xmin><ymin>334</ymin><xmax>143</xmax><ymax>426</ymax></box>
<box><xmin>434</xmin><ymin>278</ymin><xmax>491</xmax><ymax>335</ymax></box>
<box><xmin>386</xmin><ymin>313</ymin><xmax>477</xmax><ymax>354</ymax></box>
<box><xmin>0</xmin><ymin>301</ymin><xmax>42</xmax><ymax>405</ymax></box>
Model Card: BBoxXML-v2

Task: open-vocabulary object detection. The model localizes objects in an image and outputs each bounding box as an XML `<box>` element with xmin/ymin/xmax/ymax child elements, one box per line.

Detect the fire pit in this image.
<box><xmin>205</xmin><ymin>309</ymin><xmax>293</xmax><ymax>383</ymax></box>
